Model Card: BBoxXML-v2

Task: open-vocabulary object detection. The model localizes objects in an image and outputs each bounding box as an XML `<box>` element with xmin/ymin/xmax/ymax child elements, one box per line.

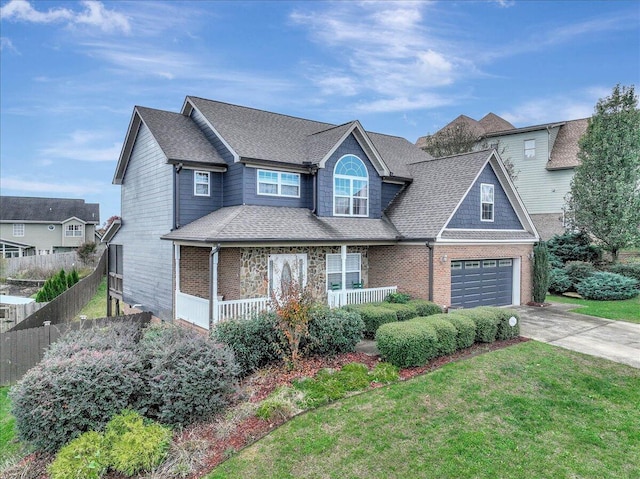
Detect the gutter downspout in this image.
<box><xmin>209</xmin><ymin>244</ymin><xmax>221</xmax><ymax>327</ymax></box>
<box><xmin>173</xmin><ymin>163</ymin><xmax>183</xmax><ymax>230</ymax></box>
<box><xmin>425</xmin><ymin>240</ymin><xmax>435</xmax><ymax>302</ymax></box>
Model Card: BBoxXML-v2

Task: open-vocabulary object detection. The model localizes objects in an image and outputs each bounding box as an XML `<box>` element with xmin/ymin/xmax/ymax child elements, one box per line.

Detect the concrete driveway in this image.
<box><xmin>514</xmin><ymin>303</ymin><xmax>640</xmax><ymax>369</ymax></box>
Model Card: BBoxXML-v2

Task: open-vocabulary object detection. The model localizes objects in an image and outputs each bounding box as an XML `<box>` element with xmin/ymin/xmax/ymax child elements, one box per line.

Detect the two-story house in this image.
<box><xmin>0</xmin><ymin>196</ymin><xmax>100</xmax><ymax>257</ymax></box>
<box><xmin>108</xmin><ymin>97</ymin><xmax>538</xmax><ymax>330</ymax></box>
<box><xmin>418</xmin><ymin>114</ymin><xmax>589</xmax><ymax>239</ymax></box>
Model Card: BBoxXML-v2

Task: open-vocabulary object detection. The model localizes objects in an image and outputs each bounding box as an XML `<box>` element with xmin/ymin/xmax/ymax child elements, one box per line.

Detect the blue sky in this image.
<box><xmin>1</xmin><ymin>0</ymin><xmax>639</xmax><ymax>222</ymax></box>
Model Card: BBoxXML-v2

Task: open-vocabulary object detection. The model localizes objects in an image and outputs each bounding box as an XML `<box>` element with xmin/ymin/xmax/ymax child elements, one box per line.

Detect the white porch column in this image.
<box><xmin>341</xmin><ymin>245</ymin><xmax>347</xmax><ymax>306</ymax></box>
<box><xmin>212</xmin><ymin>247</ymin><xmax>219</xmax><ymax>324</ymax></box>
<box><xmin>174</xmin><ymin>244</ymin><xmax>180</xmax><ymax>321</ymax></box>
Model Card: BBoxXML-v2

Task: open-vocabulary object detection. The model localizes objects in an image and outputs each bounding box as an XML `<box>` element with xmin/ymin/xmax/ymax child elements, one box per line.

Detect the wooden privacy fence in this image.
<box><xmin>0</xmin><ymin>313</ymin><xmax>151</xmax><ymax>386</ymax></box>
<box><xmin>9</xmin><ymin>251</ymin><xmax>107</xmax><ymax>332</ymax></box>
<box><xmin>2</xmin><ymin>251</ymin><xmax>97</xmax><ymax>276</ymax></box>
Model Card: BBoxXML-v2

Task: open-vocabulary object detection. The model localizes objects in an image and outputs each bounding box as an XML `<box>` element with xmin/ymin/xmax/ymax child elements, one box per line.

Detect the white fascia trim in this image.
<box><xmin>433</xmin><ymin>239</ymin><xmax>538</xmax><ymax>245</ymax></box>
<box><xmin>170</xmin><ymin>240</ymin><xmax>397</xmax><ymax>248</ymax></box>
<box><xmin>182</xmin><ymin>98</ymin><xmax>240</xmax><ymax>163</ymax></box>
<box><xmin>244</xmin><ymin>163</ymin><xmax>310</xmax><ymax>174</ymax></box>
<box><xmin>443</xmin><ymin>228</ymin><xmax>528</xmax><ymax>232</ymax></box>
<box><xmin>61</xmin><ymin>216</ymin><xmax>88</xmax><ymax>225</ymax></box>
<box><xmin>113</xmin><ymin>110</ymin><xmax>142</xmax><ymax>185</ymax></box>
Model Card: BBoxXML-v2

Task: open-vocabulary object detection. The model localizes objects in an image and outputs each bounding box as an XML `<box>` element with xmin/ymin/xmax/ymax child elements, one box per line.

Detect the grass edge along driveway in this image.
<box><xmin>546</xmin><ymin>294</ymin><xmax>640</xmax><ymax>323</ymax></box>
<box><xmin>209</xmin><ymin>341</ymin><xmax>640</xmax><ymax>479</ymax></box>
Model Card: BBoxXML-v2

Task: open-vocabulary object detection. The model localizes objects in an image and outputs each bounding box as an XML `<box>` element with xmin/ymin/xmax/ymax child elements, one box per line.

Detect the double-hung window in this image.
<box><xmin>65</xmin><ymin>224</ymin><xmax>83</xmax><ymax>237</ymax></box>
<box><xmin>257</xmin><ymin>170</ymin><xmax>300</xmax><ymax>197</ymax></box>
<box><xmin>481</xmin><ymin>183</ymin><xmax>494</xmax><ymax>222</ymax></box>
<box><xmin>524</xmin><ymin>139</ymin><xmax>535</xmax><ymax>159</ymax></box>
<box><xmin>13</xmin><ymin>223</ymin><xmax>24</xmax><ymax>237</ymax></box>
<box><xmin>194</xmin><ymin>171</ymin><xmax>210</xmax><ymax>196</ymax></box>
<box><xmin>333</xmin><ymin>155</ymin><xmax>368</xmax><ymax>217</ymax></box>
<box><xmin>326</xmin><ymin>253</ymin><xmax>361</xmax><ymax>290</ymax></box>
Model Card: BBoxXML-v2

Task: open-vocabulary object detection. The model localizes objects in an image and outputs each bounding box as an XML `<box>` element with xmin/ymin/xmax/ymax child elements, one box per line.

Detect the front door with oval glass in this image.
<box><xmin>268</xmin><ymin>254</ymin><xmax>308</xmax><ymax>300</ymax></box>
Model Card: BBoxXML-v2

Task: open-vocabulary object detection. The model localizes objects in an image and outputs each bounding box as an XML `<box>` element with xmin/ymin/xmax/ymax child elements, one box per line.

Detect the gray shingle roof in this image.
<box><xmin>386</xmin><ymin>150</ymin><xmax>494</xmax><ymax>239</ymax></box>
<box><xmin>306</xmin><ymin>122</ymin><xmax>357</xmax><ymax>164</ymax></box>
<box><xmin>162</xmin><ymin>205</ymin><xmax>400</xmax><ymax>243</ymax></box>
<box><xmin>0</xmin><ymin>196</ymin><xmax>100</xmax><ymax>223</ymax></box>
<box><xmin>136</xmin><ymin>106</ymin><xmax>225</xmax><ymax>165</ymax></box>
<box><xmin>547</xmin><ymin>118</ymin><xmax>588</xmax><ymax>170</ymax></box>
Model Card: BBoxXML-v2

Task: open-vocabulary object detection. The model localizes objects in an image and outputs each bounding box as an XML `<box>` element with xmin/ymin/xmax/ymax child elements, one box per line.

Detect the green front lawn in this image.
<box><xmin>74</xmin><ymin>276</ymin><xmax>108</xmax><ymax>320</ymax></box>
<box><xmin>0</xmin><ymin>386</ymin><xmax>22</xmax><ymax>462</ymax></box>
<box><xmin>546</xmin><ymin>294</ymin><xmax>640</xmax><ymax>323</ymax></box>
<box><xmin>208</xmin><ymin>341</ymin><xmax>640</xmax><ymax>479</ymax></box>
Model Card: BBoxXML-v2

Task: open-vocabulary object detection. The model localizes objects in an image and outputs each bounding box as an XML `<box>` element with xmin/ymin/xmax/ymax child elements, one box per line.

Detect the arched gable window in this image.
<box><xmin>333</xmin><ymin>155</ymin><xmax>369</xmax><ymax>217</ymax></box>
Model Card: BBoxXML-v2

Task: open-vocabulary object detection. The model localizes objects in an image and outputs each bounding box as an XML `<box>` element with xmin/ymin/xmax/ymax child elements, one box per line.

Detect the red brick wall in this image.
<box><xmin>179</xmin><ymin>246</ymin><xmax>209</xmax><ymax>298</ymax></box>
<box><xmin>218</xmin><ymin>248</ymin><xmax>241</xmax><ymax>300</ymax></box>
<box><xmin>369</xmin><ymin>245</ymin><xmax>430</xmax><ymax>299</ymax></box>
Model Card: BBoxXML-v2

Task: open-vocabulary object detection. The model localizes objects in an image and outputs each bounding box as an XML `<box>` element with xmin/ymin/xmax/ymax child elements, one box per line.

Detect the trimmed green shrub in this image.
<box><xmin>48</xmin><ymin>431</ymin><xmax>107</xmax><ymax>479</ymax></box>
<box><xmin>549</xmin><ymin>268</ymin><xmax>572</xmax><ymax>294</ymax></box>
<box><xmin>407</xmin><ymin>299</ymin><xmax>443</xmax><ymax>317</ymax></box>
<box><xmin>10</xmin><ymin>349</ymin><xmax>144</xmax><ymax>453</ymax></box>
<box><xmin>375</xmin><ymin>321</ymin><xmax>438</xmax><ymax>368</ymax></box>
<box><xmin>303</xmin><ymin>307</ymin><xmax>364</xmax><ymax>356</ymax></box>
<box><xmin>412</xmin><ymin>315</ymin><xmax>457</xmax><ymax>355</ymax></box>
<box><xmin>104</xmin><ymin>410</ymin><xmax>172</xmax><ymax>477</ymax></box>
<box><xmin>606</xmin><ymin>263</ymin><xmax>640</xmax><ymax>282</ymax></box>
<box><xmin>369</xmin><ymin>362</ymin><xmax>400</xmax><ymax>383</ymax></box>
<box><xmin>547</xmin><ymin>231</ymin><xmax>602</xmax><ymax>264</ymax></box>
<box><xmin>565</xmin><ymin>261</ymin><xmax>596</xmax><ymax>289</ymax></box>
<box><xmin>474</xmin><ymin>307</ymin><xmax>521</xmax><ymax>340</ymax></box>
<box><xmin>440</xmin><ymin>313</ymin><xmax>476</xmax><ymax>349</ymax></box>
<box><xmin>379</xmin><ymin>302</ymin><xmax>419</xmax><ymax>322</ymax></box>
<box><xmin>455</xmin><ymin>309</ymin><xmax>498</xmax><ymax>343</ymax></box>
<box><xmin>345</xmin><ymin>304</ymin><xmax>397</xmax><ymax>339</ymax></box>
<box><xmin>576</xmin><ymin>272</ymin><xmax>639</xmax><ymax>300</ymax></box>
<box><xmin>210</xmin><ymin>312</ymin><xmax>285</xmax><ymax>377</ymax></box>
<box><xmin>138</xmin><ymin>324</ymin><xmax>239</xmax><ymax>426</ymax></box>
<box><xmin>532</xmin><ymin>242</ymin><xmax>550</xmax><ymax>303</ymax></box>
<box><xmin>385</xmin><ymin>292</ymin><xmax>411</xmax><ymax>303</ymax></box>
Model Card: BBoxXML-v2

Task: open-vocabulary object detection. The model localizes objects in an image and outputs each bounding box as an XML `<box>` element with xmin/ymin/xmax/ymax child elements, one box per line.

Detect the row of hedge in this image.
<box><xmin>549</xmin><ymin>260</ymin><xmax>639</xmax><ymax>300</ymax></box>
<box><xmin>376</xmin><ymin>307</ymin><xmax>520</xmax><ymax>368</ymax></box>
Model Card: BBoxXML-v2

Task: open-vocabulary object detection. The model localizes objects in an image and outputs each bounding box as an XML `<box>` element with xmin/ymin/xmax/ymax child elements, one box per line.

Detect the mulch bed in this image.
<box><xmin>12</xmin><ymin>337</ymin><xmax>528</xmax><ymax>479</ymax></box>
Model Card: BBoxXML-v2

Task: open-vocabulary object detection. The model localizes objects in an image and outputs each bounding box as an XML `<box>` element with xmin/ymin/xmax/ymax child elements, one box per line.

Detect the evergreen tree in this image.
<box><xmin>532</xmin><ymin>242</ymin><xmax>550</xmax><ymax>304</ymax></box>
<box><xmin>567</xmin><ymin>84</ymin><xmax>640</xmax><ymax>261</ymax></box>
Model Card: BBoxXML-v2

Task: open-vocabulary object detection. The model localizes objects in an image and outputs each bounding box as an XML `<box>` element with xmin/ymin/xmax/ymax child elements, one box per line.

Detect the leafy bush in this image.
<box><xmin>606</xmin><ymin>263</ymin><xmax>640</xmax><ymax>282</ymax></box>
<box><xmin>210</xmin><ymin>312</ymin><xmax>285</xmax><ymax>377</ymax></box>
<box><xmin>474</xmin><ymin>307</ymin><xmax>520</xmax><ymax>340</ymax></box>
<box><xmin>407</xmin><ymin>299</ymin><xmax>443</xmax><ymax>317</ymax></box>
<box><xmin>438</xmin><ymin>313</ymin><xmax>476</xmax><ymax>350</ymax></box>
<box><xmin>77</xmin><ymin>242</ymin><xmax>97</xmax><ymax>263</ymax></box>
<box><xmin>455</xmin><ymin>309</ymin><xmax>498</xmax><ymax>343</ymax></box>
<box><xmin>10</xmin><ymin>349</ymin><xmax>144</xmax><ymax>453</ymax></box>
<box><xmin>303</xmin><ymin>307</ymin><xmax>364</xmax><ymax>356</ymax></box>
<box><xmin>375</xmin><ymin>321</ymin><xmax>438</xmax><ymax>368</ymax></box>
<box><xmin>138</xmin><ymin>324</ymin><xmax>239</xmax><ymax>426</ymax></box>
<box><xmin>369</xmin><ymin>362</ymin><xmax>400</xmax><ymax>383</ymax></box>
<box><xmin>576</xmin><ymin>272</ymin><xmax>639</xmax><ymax>300</ymax></box>
<box><xmin>412</xmin><ymin>315</ymin><xmax>458</xmax><ymax>355</ymax></box>
<box><xmin>549</xmin><ymin>268</ymin><xmax>572</xmax><ymax>294</ymax></box>
<box><xmin>532</xmin><ymin>242</ymin><xmax>550</xmax><ymax>303</ymax></box>
<box><xmin>48</xmin><ymin>431</ymin><xmax>107</xmax><ymax>479</ymax></box>
<box><xmin>345</xmin><ymin>304</ymin><xmax>397</xmax><ymax>339</ymax></box>
<box><xmin>379</xmin><ymin>302</ymin><xmax>419</xmax><ymax>322</ymax></box>
<box><xmin>385</xmin><ymin>292</ymin><xmax>411</xmax><ymax>303</ymax></box>
<box><xmin>104</xmin><ymin>410</ymin><xmax>172</xmax><ymax>477</ymax></box>
<box><xmin>547</xmin><ymin>231</ymin><xmax>602</xmax><ymax>264</ymax></box>
<box><xmin>565</xmin><ymin>261</ymin><xmax>596</xmax><ymax>289</ymax></box>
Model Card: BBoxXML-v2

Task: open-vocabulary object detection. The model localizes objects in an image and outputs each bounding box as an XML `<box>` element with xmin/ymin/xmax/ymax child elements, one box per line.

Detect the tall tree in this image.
<box><xmin>567</xmin><ymin>84</ymin><xmax>640</xmax><ymax>261</ymax></box>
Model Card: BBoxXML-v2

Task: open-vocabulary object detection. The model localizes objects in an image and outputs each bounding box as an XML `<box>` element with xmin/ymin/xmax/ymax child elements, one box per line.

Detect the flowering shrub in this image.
<box><xmin>270</xmin><ymin>281</ymin><xmax>314</xmax><ymax>364</ymax></box>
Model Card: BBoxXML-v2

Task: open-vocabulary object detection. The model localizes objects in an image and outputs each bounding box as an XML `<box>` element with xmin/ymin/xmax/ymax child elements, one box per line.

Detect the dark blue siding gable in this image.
<box><xmin>316</xmin><ymin>134</ymin><xmax>382</xmax><ymax>218</ymax></box>
<box><xmin>178</xmin><ymin>169</ymin><xmax>223</xmax><ymax>226</ymax></box>
<box><xmin>446</xmin><ymin>163</ymin><xmax>523</xmax><ymax>230</ymax></box>
<box><xmin>381</xmin><ymin>183</ymin><xmax>404</xmax><ymax>211</ymax></box>
<box><xmin>243</xmin><ymin>168</ymin><xmax>313</xmax><ymax>209</ymax></box>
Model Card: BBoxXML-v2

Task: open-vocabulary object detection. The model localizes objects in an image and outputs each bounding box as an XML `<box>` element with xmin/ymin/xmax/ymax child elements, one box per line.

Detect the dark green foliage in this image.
<box><xmin>375</xmin><ymin>321</ymin><xmax>438</xmax><ymax>368</ymax></box>
<box><xmin>548</xmin><ymin>252</ymin><xmax>564</xmax><ymax>269</ymax></box>
<box><xmin>549</xmin><ymin>268</ymin><xmax>572</xmax><ymax>294</ymax></box>
<box><xmin>48</xmin><ymin>431</ymin><xmax>107</xmax><ymax>479</ymax></box>
<box><xmin>546</xmin><ymin>231</ymin><xmax>602</xmax><ymax>264</ymax></box>
<box><xmin>104</xmin><ymin>410</ymin><xmax>172</xmax><ymax>477</ymax></box>
<box><xmin>439</xmin><ymin>313</ymin><xmax>476</xmax><ymax>349</ymax></box>
<box><xmin>67</xmin><ymin>268</ymin><xmax>80</xmax><ymax>288</ymax></box>
<box><xmin>10</xmin><ymin>349</ymin><xmax>145</xmax><ymax>453</ymax></box>
<box><xmin>605</xmin><ymin>262</ymin><xmax>640</xmax><ymax>282</ymax></box>
<box><xmin>576</xmin><ymin>272</ymin><xmax>639</xmax><ymax>300</ymax></box>
<box><xmin>345</xmin><ymin>304</ymin><xmax>397</xmax><ymax>339</ymax></box>
<box><xmin>407</xmin><ymin>299</ymin><xmax>442</xmax><ymax>317</ymax></box>
<box><xmin>379</xmin><ymin>302</ymin><xmax>419</xmax><ymax>322</ymax></box>
<box><xmin>532</xmin><ymin>242</ymin><xmax>550</xmax><ymax>303</ymax></box>
<box><xmin>210</xmin><ymin>312</ymin><xmax>285</xmax><ymax>377</ymax></box>
<box><xmin>385</xmin><ymin>292</ymin><xmax>411</xmax><ymax>303</ymax></box>
<box><xmin>455</xmin><ymin>309</ymin><xmax>498</xmax><ymax>343</ymax></box>
<box><xmin>412</xmin><ymin>315</ymin><xmax>457</xmax><ymax>355</ymax></box>
<box><xmin>77</xmin><ymin>242</ymin><xmax>97</xmax><ymax>263</ymax></box>
<box><xmin>474</xmin><ymin>307</ymin><xmax>520</xmax><ymax>340</ymax></box>
<box><xmin>565</xmin><ymin>261</ymin><xmax>596</xmax><ymax>289</ymax></box>
<box><xmin>303</xmin><ymin>307</ymin><xmax>364</xmax><ymax>357</ymax></box>
<box><xmin>138</xmin><ymin>324</ymin><xmax>240</xmax><ymax>426</ymax></box>
<box><xmin>35</xmin><ymin>268</ymin><xmax>79</xmax><ymax>302</ymax></box>
<box><xmin>369</xmin><ymin>362</ymin><xmax>400</xmax><ymax>383</ymax></box>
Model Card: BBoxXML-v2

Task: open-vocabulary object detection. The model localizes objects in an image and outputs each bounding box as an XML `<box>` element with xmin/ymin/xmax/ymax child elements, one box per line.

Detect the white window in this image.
<box><xmin>326</xmin><ymin>253</ymin><xmax>361</xmax><ymax>290</ymax></box>
<box><xmin>13</xmin><ymin>224</ymin><xmax>24</xmax><ymax>237</ymax></box>
<box><xmin>65</xmin><ymin>224</ymin><xmax>83</xmax><ymax>237</ymax></box>
<box><xmin>451</xmin><ymin>261</ymin><xmax>463</xmax><ymax>270</ymax></box>
<box><xmin>524</xmin><ymin>139</ymin><xmax>535</xmax><ymax>159</ymax></box>
<box><xmin>257</xmin><ymin>170</ymin><xmax>300</xmax><ymax>197</ymax></box>
<box><xmin>333</xmin><ymin>155</ymin><xmax>369</xmax><ymax>217</ymax></box>
<box><xmin>481</xmin><ymin>183</ymin><xmax>494</xmax><ymax>222</ymax></box>
<box><xmin>499</xmin><ymin>259</ymin><xmax>513</xmax><ymax>267</ymax></box>
<box><xmin>483</xmin><ymin>260</ymin><xmax>497</xmax><ymax>268</ymax></box>
<box><xmin>194</xmin><ymin>171</ymin><xmax>210</xmax><ymax>196</ymax></box>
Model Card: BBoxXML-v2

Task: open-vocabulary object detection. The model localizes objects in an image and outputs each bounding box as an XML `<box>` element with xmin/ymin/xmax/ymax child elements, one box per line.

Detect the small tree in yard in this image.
<box><xmin>567</xmin><ymin>84</ymin><xmax>640</xmax><ymax>261</ymax></box>
<box><xmin>532</xmin><ymin>242</ymin><xmax>550</xmax><ymax>304</ymax></box>
<box><xmin>270</xmin><ymin>280</ymin><xmax>314</xmax><ymax>365</ymax></box>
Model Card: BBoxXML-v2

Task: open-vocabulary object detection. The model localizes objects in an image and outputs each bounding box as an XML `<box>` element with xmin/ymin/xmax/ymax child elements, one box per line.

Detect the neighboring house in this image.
<box><xmin>107</xmin><ymin>97</ymin><xmax>538</xmax><ymax>330</ymax></box>
<box><xmin>417</xmin><ymin>114</ymin><xmax>589</xmax><ymax>239</ymax></box>
<box><xmin>0</xmin><ymin>196</ymin><xmax>100</xmax><ymax>257</ymax></box>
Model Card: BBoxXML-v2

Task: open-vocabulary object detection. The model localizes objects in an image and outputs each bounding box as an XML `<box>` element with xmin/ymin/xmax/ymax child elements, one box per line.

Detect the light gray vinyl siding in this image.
<box><xmin>490</xmin><ymin>128</ymin><xmax>573</xmax><ymax>214</ymax></box>
<box><xmin>178</xmin><ymin>169</ymin><xmax>223</xmax><ymax>226</ymax></box>
<box><xmin>117</xmin><ymin>123</ymin><xmax>174</xmax><ymax>320</ymax></box>
<box><xmin>243</xmin><ymin>168</ymin><xmax>313</xmax><ymax>208</ymax></box>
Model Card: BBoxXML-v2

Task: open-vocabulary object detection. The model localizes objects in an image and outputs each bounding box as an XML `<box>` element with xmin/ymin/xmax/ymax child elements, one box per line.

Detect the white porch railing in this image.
<box><xmin>217</xmin><ymin>297</ymin><xmax>269</xmax><ymax>323</ymax></box>
<box><xmin>327</xmin><ymin>286</ymin><xmax>397</xmax><ymax>308</ymax></box>
<box><xmin>176</xmin><ymin>291</ymin><xmax>210</xmax><ymax>330</ymax></box>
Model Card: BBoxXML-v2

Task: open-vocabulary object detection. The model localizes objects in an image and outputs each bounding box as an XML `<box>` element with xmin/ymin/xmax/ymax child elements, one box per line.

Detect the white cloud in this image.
<box><xmin>39</xmin><ymin>130</ymin><xmax>123</xmax><ymax>162</ymax></box>
<box><xmin>0</xmin><ymin>176</ymin><xmax>104</xmax><ymax>196</ymax></box>
<box><xmin>0</xmin><ymin>0</ymin><xmax>130</xmax><ymax>33</ymax></box>
<box><xmin>0</xmin><ymin>36</ymin><xmax>18</xmax><ymax>53</ymax></box>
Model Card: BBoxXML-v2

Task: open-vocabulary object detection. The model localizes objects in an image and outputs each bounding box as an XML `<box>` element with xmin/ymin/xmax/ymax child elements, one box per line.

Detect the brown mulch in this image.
<box><xmin>8</xmin><ymin>337</ymin><xmax>528</xmax><ymax>479</ymax></box>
